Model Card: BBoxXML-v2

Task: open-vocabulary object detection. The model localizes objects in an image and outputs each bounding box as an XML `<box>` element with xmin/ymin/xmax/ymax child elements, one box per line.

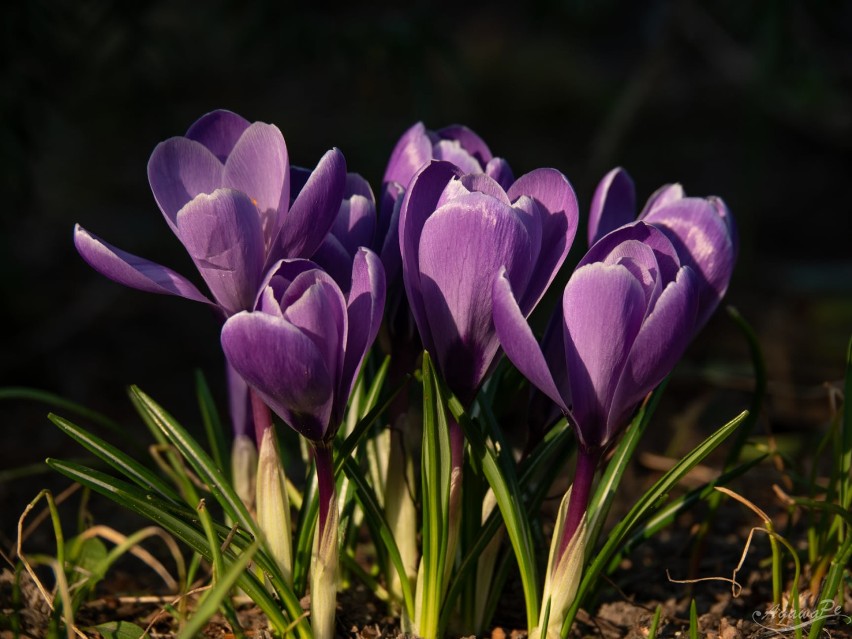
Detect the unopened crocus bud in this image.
<box><xmin>255</xmin><ymin>426</ymin><xmax>292</xmax><ymax>584</ymax></box>
<box><xmin>531</xmin><ymin>488</ymin><xmax>587</xmax><ymax>639</ymax></box>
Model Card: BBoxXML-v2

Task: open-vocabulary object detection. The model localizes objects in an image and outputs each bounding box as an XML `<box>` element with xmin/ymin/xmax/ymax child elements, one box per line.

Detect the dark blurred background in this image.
<box><xmin>2</xmin><ymin>0</ymin><xmax>851</xmax><ymax>543</ymax></box>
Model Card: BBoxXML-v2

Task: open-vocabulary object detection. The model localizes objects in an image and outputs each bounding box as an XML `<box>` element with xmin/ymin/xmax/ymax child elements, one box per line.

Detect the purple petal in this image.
<box><xmin>643</xmin><ymin>198</ymin><xmax>736</xmax><ymax>327</ymax></box>
<box><xmin>639</xmin><ymin>183</ymin><xmax>684</xmax><ymax>218</ymax></box>
<box><xmin>508</xmin><ymin>168</ymin><xmax>579</xmax><ymax>313</ymax></box>
<box><xmin>222</xmin><ymin>122</ymin><xmax>290</xmax><ymax>247</ymax></box>
<box><xmin>399</xmin><ymin>160</ymin><xmax>462</xmax><ymax>356</ymax></box>
<box><xmin>222</xmin><ymin>312</ymin><xmax>333</xmax><ymax>441</ymax></box>
<box><xmin>382</xmin><ymin>122</ymin><xmax>433</xmax><ymax>189</ymax></box>
<box><xmin>562</xmin><ymin>263</ymin><xmax>646</xmax><ymax>449</ymax></box>
<box><xmin>185</xmin><ymin>110</ymin><xmax>251</xmax><ymax>162</ymax></box>
<box><xmin>344</xmin><ymin>173</ymin><xmax>375</xmax><ymax>201</ymax></box>
<box><xmin>74</xmin><ymin>224</ymin><xmax>212</xmax><ymax>305</ymax></box>
<box><xmin>432</xmin><ymin>140</ymin><xmax>483</xmax><ymax>174</ymax></box>
<box><xmin>437</xmin><ymin>124</ymin><xmax>493</xmax><ymax>166</ymax></box>
<box><xmin>147</xmin><ymin>137</ymin><xmax>224</xmax><ymax>233</ymax></box>
<box><xmin>271</xmin><ymin>148</ymin><xmax>346</xmax><ymax>264</ymax></box>
<box><xmin>331</xmin><ymin>195</ymin><xmax>377</xmax><ymax>257</ymax></box>
<box><xmin>592</xmin><ymin>238</ymin><xmax>667</xmax><ymax>309</ymax></box>
<box><xmin>175</xmin><ymin>189</ymin><xmax>266</xmax><ymax>316</ymax></box>
<box><xmin>492</xmin><ymin>269</ymin><xmax>567</xmax><ymax>411</ymax></box>
<box><xmin>339</xmin><ymin>249</ymin><xmax>386</xmax><ymax>419</ymax></box>
<box><xmin>279</xmin><ymin>271</ymin><xmax>347</xmax><ymax>394</ymax></box>
<box><xmin>418</xmin><ymin>193</ymin><xmax>533</xmax><ymax>401</ymax></box>
<box><xmin>485</xmin><ymin>157</ymin><xmax>514</xmax><ymax>191</ymax></box>
<box><xmin>608</xmin><ymin>266</ymin><xmax>698</xmax><ymax>440</ymax></box>
<box><xmin>257</xmin><ymin>258</ymin><xmax>320</xmax><ymax>308</ymax></box>
<box><xmin>378</xmin><ymin>181</ymin><xmax>404</xmax><ymax>254</ymax></box>
<box><xmin>710</xmin><ymin>196</ymin><xmax>739</xmax><ymax>258</ymax></box>
<box><xmin>581</xmin><ymin>221</ymin><xmax>681</xmax><ymax>285</ymax></box>
<box><xmin>588</xmin><ymin>168</ymin><xmax>636</xmax><ymax>246</ymax></box>
<box><xmin>313</xmin><ymin>234</ymin><xmax>355</xmax><ymax>293</ymax></box>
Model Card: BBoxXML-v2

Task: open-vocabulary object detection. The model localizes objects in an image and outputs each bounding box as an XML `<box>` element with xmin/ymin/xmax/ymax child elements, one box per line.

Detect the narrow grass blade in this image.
<box><xmin>49</xmin><ymin>413</ymin><xmax>182</xmax><ymax>504</ymax></box>
<box><xmin>561</xmin><ymin>410</ymin><xmax>748</xmax><ymax>635</ymax></box>
<box><xmin>195</xmin><ymin>370</ymin><xmax>228</xmax><ymax>478</ymax></box>
<box><xmin>128</xmin><ymin>386</ymin><xmax>258</xmax><ymax>538</ymax></box>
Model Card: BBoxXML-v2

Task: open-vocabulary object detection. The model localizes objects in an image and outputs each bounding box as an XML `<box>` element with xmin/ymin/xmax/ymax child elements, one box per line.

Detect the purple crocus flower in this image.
<box><xmin>588</xmin><ymin>167</ymin><xmax>738</xmax><ymax>329</ymax></box>
<box><xmin>220</xmin><ymin>250</ymin><xmax>385</xmax><ymax>444</ymax></box>
<box><xmin>74</xmin><ymin>109</ymin><xmax>347</xmax><ymax>318</ymax></box>
<box><xmin>220</xmin><ymin>251</ymin><xmax>385</xmax><ymax>639</ymax></box>
<box><xmin>400</xmin><ymin>160</ymin><xmax>578</xmax><ymax>406</ymax></box>
<box><xmin>493</xmin><ymin>214</ymin><xmax>734</xmax><ymax>567</ymax></box>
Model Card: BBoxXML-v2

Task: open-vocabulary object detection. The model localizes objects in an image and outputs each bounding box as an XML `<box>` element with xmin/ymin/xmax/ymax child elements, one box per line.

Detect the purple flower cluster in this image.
<box><xmin>74</xmin><ymin>109</ymin><xmax>736</xmax><ymax>485</ymax></box>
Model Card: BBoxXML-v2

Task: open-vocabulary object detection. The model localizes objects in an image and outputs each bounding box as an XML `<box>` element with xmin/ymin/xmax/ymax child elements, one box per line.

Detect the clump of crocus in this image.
<box><xmin>493</xmin><ymin>175</ymin><xmax>736</xmax><ymax>637</ymax></box>
<box><xmin>73</xmin><ymin>110</ymin><xmax>349</xmax><ymax>537</ymax></box>
<box><xmin>221</xmin><ymin>251</ymin><xmax>385</xmax><ymax>639</ymax></box>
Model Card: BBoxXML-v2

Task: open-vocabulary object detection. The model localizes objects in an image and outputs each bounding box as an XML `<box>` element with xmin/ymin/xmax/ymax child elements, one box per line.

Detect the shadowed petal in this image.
<box><xmin>279</xmin><ymin>271</ymin><xmax>347</xmax><ymax>393</ymax></box>
<box><xmin>313</xmin><ymin>234</ymin><xmax>355</xmax><ymax>292</ymax></box>
<box><xmin>175</xmin><ymin>189</ymin><xmax>266</xmax><ymax>315</ymax></box>
<box><xmin>345</xmin><ymin>173</ymin><xmax>375</xmax><ymax>201</ymax></box>
<box><xmin>433</xmin><ymin>140</ymin><xmax>482</xmax><ymax>174</ymax></box>
<box><xmin>148</xmin><ymin>137</ymin><xmax>223</xmax><ymax>232</ymax></box>
<box><xmin>271</xmin><ymin>148</ymin><xmax>346</xmax><ymax>264</ymax></box>
<box><xmin>185</xmin><ymin>110</ymin><xmax>251</xmax><ymax>162</ymax></box>
<box><xmin>438</xmin><ymin>124</ymin><xmax>493</xmax><ymax>166</ymax></box>
<box><xmin>588</xmin><ymin>168</ymin><xmax>636</xmax><ymax>246</ymax></box>
<box><xmin>382</xmin><ymin>122</ymin><xmax>433</xmax><ymax>188</ymax></box>
<box><xmin>580</xmin><ymin>221</ymin><xmax>681</xmax><ymax>285</ymax></box>
<box><xmin>257</xmin><ymin>258</ymin><xmax>320</xmax><ymax>308</ymax></box>
<box><xmin>639</xmin><ymin>183</ymin><xmax>684</xmax><ymax>218</ymax></box>
<box><xmin>399</xmin><ymin>160</ymin><xmax>461</xmax><ymax>355</ymax></box>
<box><xmin>608</xmin><ymin>267</ymin><xmax>698</xmax><ymax>440</ymax></box>
<box><xmin>562</xmin><ymin>263</ymin><xmax>646</xmax><ymax>449</ymax></box>
<box><xmin>222</xmin><ymin>312</ymin><xmax>333</xmax><ymax>441</ymax></box>
<box><xmin>508</xmin><ymin>168</ymin><xmax>579</xmax><ymax>313</ymax></box>
<box><xmin>419</xmin><ymin>193</ymin><xmax>532</xmax><ymax>401</ymax></box>
<box><xmin>339</xmin><ymin>248</ymin><xmax>386</xmax><ymax>418</ymax></box>
<box><xmin>493</xmin><ymin>270</ymin><xmax>567</xmax><ymax>411</ymax></box>
<box><xmin>485</xmin><ymin>157</ymin><xmax>514</xmax><ymax>191</ymax></box>
<box><xmin>332</xmin><ymin>195</ymin><xmax>377</xmax><ymax>257</ymax></box>
<box><xmin>74</xmin><ymin>224</ymin><xmax>212</xmax><ymax>305</ymax></box>
<box><xmin>223</xmin><ymin>122</ymin><xmax>290</xmax><ymax>243</ymax></box>
<box><xmin>643</xmin><ymin>198</ymin><xmax>736</xmax><ymax>327</ymax></box>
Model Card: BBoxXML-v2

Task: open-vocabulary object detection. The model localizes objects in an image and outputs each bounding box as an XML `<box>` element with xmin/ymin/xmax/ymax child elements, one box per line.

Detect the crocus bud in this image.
<box><xmin>255</xmin><ymin>427</ymin><xmax>292</xmax><ymax>584</ymax></box>
<box><xmin>310</xmin><ymin>474</ymin><xmax>339</xmax><ymax>639</ymax></box>
<box><xmin>531</xmin><ymin>488</ymin><xmax>587</xmax><ymax>639</ymax></box>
